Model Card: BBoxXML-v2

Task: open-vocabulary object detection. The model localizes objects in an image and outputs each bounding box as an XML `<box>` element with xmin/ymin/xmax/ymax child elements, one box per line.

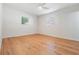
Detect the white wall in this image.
<box><xmin>2</xmin><ymin>6</ymin><xmax>38</xmax><ymax>38</ymax></box>
<box><xmin>38</xmin><ymin>5</ymin><xmax>79</xmax><ymax>41</ymax></box>
<box><xmin>0</xmin><ymin>3</ymin><xmax>2</xmax><ymax>48</ymax></box>
<box><xmin>2</xmin><ymin>4</ymin><xmax>79</xmax><ymax>41</ymax></box>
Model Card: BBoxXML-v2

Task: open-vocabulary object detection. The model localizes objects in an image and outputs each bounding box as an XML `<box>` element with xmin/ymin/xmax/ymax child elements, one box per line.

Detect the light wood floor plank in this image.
<box><xmin>1</xmin><ymin>34</ymin><xmax>79</xmax><ymax>55</ymax></box>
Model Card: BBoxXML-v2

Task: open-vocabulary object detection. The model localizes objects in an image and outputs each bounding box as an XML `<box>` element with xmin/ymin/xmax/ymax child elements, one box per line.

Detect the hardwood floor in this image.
<box><xmin>0</xmin><ymin>48</ymin><xmax>1</xmax><ymax>55</ymax></box>
<box><xmin>1</xmin><ymin>34</ymin><xmax>79</xmax><ymax>55</ymax></box>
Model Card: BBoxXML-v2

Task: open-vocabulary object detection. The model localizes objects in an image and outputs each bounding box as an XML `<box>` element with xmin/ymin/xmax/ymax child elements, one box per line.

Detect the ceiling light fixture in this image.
<box><xmin>38</xmin><ymin>3</ymin><xmax>49</xmax><ymax>10</ymax></box>
<box><xmin>38</xmin><ymin>6</ymin><xmax>43</xmax><ymax>10</ymax></box>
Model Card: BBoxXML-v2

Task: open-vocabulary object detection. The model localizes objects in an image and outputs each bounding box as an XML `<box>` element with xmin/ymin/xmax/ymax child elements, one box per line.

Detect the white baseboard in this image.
<box><xmin>0</xmin><ymin>39</ymin><xmax>2</xmax><ymax>48</ymax></box>
<box><xmin>39</xmin><ymin>33</ymin><xmax>79</xmax><ymax>42</ymax></box>
<box><xmin>2</xmin><ymin>33</ymin><xmax>79</xmax><ymax>42</ymax></box>
<box><xmin>3</xmin><ymin>33</ymin><xmax>38</xmax><ymax>38</ymax></box>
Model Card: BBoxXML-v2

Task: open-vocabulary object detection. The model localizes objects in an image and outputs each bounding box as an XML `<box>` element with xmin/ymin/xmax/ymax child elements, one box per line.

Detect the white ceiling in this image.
<box><xmin>4</xmin><ymin>3</ymin><xmax>77</xmax><ymax>15</ymax></box>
